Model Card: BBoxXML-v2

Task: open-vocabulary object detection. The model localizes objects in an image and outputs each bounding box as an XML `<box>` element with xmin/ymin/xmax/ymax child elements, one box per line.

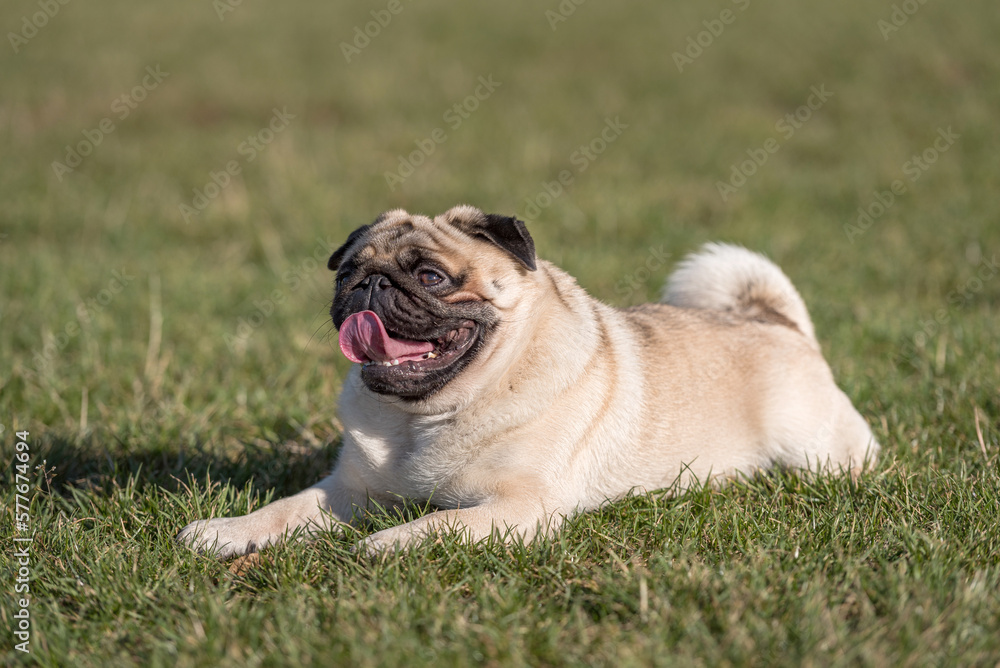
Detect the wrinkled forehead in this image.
<box><xmin>344</xmin><ymin>209</ymin><xmax>480</xmax><ymax>273</ymax></box>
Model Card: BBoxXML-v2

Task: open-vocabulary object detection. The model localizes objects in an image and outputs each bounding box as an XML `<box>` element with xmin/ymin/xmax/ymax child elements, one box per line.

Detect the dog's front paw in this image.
<box><xmin>357</xmin><ymin>525</ymin><xmax>420</xmax><ymax>556</ymax></box>
<box><xmin>176</xmin><ymin>517</ymin><xmax>274</xmax><ymax>559</ymax></box>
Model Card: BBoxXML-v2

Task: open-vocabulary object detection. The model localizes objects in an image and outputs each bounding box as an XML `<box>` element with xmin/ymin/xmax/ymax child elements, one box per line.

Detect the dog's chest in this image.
<box><xmin>347</xmin><ymin>412</ymin><xmax>483</xmax><ymax>504</ymax></box>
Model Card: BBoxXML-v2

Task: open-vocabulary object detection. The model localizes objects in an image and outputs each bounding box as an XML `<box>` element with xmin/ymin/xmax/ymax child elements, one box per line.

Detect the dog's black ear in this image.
<box><xmin>327</xmin><ymin>224</ymin><xmax>372</xmax><ymax>271</ymax></box>
<box><xmin>474</xmin><ymin>214</ymin><xmax>537</xmax><ymax>271</ymax></box>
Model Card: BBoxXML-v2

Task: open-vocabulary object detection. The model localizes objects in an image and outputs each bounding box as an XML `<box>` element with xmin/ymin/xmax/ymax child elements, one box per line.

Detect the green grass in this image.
<box><xmin>2</xmin><ymin>0</ymin><xmax>999</xmax><ymax>665</ymax></box>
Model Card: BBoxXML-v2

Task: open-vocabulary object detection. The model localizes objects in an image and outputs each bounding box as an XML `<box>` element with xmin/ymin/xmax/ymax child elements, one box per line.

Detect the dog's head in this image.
<box><xmin>328</xmin><ymin>205</ymin><xmax>536</xmax><ymax>400</ymax></box>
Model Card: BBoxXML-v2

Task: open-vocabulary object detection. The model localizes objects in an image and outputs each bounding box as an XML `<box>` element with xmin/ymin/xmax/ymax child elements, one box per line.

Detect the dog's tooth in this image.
<box><xmin>427</xmin><ymin>351</ymin><xmax>438</xmax><ymax>359</ymax></box>
<box><xmin>391</xmin><ymin>359</ymin><xmax>400</xmax><ymax>366</ymax></box>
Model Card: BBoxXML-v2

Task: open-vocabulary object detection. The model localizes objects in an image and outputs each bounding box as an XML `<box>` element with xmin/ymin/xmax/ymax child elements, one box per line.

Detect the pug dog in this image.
<box><xmin>178</xmin><ymin>205</ymin><xmax>878</xmax><ymax>558</ymax></box>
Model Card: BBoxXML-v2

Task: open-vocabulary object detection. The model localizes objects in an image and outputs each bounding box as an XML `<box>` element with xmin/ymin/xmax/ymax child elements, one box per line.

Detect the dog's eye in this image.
<box><xmin>417</xmin><ymin>269</ymin><xmax>445</xmax><ymax>286</ymax></box>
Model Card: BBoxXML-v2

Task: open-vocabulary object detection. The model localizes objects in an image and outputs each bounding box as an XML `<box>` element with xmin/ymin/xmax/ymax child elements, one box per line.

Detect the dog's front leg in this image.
<box><xmin>177</xmin><ymin>468</ymin><xmax>368</xmax><ymax>559</ymax></box>
<box><xmin>359</xmin><ymin>497</ymin><xmax>558</xmax><ymax>554</ymax></box>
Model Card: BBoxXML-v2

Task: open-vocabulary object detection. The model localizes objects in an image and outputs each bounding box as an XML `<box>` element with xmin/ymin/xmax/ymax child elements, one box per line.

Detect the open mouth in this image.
<box><xmin>339</xmin><ymin>310</ymin><xmax>479</xmax><ymax>381</ymax></box>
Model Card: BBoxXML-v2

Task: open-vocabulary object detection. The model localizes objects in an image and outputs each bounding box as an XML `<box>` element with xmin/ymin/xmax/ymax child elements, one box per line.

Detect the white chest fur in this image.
<box><xmin>338</xmin><ymin>373</ymin><xmax>486</xmax><ymax>506</ymax></box>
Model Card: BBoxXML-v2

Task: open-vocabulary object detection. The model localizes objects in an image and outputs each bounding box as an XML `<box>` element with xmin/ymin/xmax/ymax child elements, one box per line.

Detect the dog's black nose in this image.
<box><xmin>359</xmin><ymin>274</ymin><xmax>392</xmax><ymax>291</ymax></box>
<box><xmin>360</xmin><ymin>274</ymin><xmax>393</xmax><ymax>311</ymax></box>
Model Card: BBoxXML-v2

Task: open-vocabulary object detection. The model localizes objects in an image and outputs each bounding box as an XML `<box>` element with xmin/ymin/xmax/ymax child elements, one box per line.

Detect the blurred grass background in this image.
<box><xmin>1</xmin><ymin>0</ymin><xmax>999</xmax><ymax>665</ymax></box>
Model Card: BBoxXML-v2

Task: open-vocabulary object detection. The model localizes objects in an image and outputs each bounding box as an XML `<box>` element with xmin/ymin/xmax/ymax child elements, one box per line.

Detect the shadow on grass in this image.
<box><xmin>27</xmin><ymin>423</ymin><xmax>343</xmax><ymax>501</ymax></box>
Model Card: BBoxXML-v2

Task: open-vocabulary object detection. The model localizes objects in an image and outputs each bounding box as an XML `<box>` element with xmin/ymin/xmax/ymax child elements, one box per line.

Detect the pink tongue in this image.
<box><xmin>339</xmin><ymin>311</ymin><xmax>435</xmax><ymax>364</ymax></box>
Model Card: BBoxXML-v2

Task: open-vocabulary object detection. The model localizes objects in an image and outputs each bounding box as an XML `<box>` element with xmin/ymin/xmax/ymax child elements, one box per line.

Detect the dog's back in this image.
<box><xmin>644</xmin><ymin>243</ymin><xmax>879</xmax><ymax>478</ymax></box>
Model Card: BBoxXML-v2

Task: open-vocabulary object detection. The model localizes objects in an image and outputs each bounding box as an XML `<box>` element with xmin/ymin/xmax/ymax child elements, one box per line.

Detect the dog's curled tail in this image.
<box><xmin>663</xmin><ymin>243</ymin><xmax>818</xmax><ymax>349</ymax></box>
